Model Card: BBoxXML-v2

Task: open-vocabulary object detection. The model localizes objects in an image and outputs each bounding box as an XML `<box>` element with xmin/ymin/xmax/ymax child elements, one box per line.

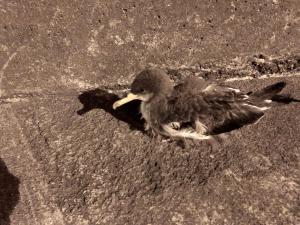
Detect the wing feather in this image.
<box><xmin>162</xmin><ymin>78</ymin><xmax>264</xmax><ymax>134</ymax></box>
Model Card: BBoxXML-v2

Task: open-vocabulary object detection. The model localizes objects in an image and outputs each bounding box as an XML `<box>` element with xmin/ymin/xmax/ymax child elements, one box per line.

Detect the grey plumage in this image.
<box><xmin>113</xmin><ymin>68</ymin><xmax>299</xmax><ymax>140</ymax></box>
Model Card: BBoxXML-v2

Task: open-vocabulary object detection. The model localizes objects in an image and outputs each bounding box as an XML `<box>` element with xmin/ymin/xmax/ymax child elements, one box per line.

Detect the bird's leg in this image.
<box><xmin>143</xmin><ymin>122</ymin><xmax>157</xmax><ymax>138</ymax></box>
<box><xmin>144</xmin><ymin>122</ymin><xmax>151</xmax><ymax>131</ymax></box>
<box><xmin>148</xmin><ymin>128</ymin><xmax>158</xmax><ymax>138</ymax></box>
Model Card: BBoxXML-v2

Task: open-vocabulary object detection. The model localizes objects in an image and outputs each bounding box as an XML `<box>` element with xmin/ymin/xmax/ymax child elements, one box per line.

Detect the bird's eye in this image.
<box><xmin>140</xmin><ymin>88</ymin><xmax>145</xmax><ymax>93</ymax></box>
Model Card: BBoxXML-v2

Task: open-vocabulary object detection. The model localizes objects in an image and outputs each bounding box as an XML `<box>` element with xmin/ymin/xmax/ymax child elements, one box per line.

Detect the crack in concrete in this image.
<box><xmin>7</xmin><ymin>105</ymin><xmax>66</xmax><ymax>225</ymax></box>
<box><xmin>225</xmin><ymin>72</ymin><xmax>300</xmax><ymax>82</ymax></box>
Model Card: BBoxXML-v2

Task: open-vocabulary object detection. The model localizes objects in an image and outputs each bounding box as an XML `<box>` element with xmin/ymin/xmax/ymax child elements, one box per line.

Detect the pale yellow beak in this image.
<box><xmin>112</xmin><ymin>93</ymin><xmax>142</xmax><ymax>110</ymax></box>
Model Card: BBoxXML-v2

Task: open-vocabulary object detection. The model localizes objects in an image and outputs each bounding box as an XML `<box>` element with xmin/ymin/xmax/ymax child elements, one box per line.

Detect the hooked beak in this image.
<box><xmin>112</xmin><ymin>93</ymin><xmax>142</xmax><ymax>110</ymax></box>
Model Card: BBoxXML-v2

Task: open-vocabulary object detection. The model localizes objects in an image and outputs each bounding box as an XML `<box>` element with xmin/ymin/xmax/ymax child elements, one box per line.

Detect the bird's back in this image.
<box><xmin>161</xmin><ymin>77</ymin><xmax>265</xmax><ymax>134</ymax></box>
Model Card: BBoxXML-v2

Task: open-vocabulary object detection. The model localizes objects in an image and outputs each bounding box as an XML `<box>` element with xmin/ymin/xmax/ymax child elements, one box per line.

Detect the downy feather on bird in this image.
<box><xmin>113</xmin><ymin>68</ymin><xmax>299</xmax><ymax>140</ymax></box>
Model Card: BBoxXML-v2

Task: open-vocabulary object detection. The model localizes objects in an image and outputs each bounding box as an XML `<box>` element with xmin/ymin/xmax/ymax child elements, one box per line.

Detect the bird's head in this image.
<box><xmin>113</xmin><ymin>68</ymin><xmax>173</xmax><ymax>109</ymax></box>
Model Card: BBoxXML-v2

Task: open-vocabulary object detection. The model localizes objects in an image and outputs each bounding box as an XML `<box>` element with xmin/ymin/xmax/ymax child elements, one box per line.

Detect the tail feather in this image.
<box><xmin>249</xmin><ymin>81</ymin><xmax>300</xmax><ymax>105</ymax></box>
<box><xmin>252</xmin><ymin>81</ymin><xmax>286</xmax><ymax>99</ymax></box>
<box><xmin>271</xmin><ymin>94</ymin><xmax>300</xmax><ymax>104</ymax></box>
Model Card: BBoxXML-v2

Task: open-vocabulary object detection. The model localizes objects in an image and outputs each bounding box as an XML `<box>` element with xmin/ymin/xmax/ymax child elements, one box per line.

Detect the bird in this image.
<box><xmin>112</xmin><ymin>68</ymin><xmax>299</xmax><ymax>141</ymax></box>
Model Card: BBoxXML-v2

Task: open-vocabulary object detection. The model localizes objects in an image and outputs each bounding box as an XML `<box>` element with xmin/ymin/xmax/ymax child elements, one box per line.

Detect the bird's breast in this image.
<box><xmin>140</xmin><ymin>98</ymin><xmax>168</xmax><ymax>127</ymax></box>
<box><xmin>140</xmin><ymin>102</ymin><xmax>151</xmax><ymax>123</ymax></box>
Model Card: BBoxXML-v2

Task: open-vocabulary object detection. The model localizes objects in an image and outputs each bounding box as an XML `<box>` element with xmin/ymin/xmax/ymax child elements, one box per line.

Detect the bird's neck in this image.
<box><xmin>140</xmin><ymin>94</ymin><xmax>168</xmax><ymax>123</ymax></box>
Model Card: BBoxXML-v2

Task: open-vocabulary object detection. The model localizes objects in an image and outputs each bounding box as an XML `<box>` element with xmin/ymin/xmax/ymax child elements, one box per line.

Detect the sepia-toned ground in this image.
<box><xmin>0</xmin><ymin>0</ymin><xmax>299</xmax><ymax>224</ymax></box>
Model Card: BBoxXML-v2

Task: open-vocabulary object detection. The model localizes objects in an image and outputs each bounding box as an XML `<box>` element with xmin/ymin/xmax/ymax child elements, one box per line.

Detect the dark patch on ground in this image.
<box><xmin>166</xmin><ymin>54</ymin><xmax>300</xmax><ymax>82</ymax></box>
<box><xmin>250</xmin><ymin>54</ymin><xmax>300</xmax><ymax>75</ymax></box>
<box><xmin>0</xmin><ymin>158</ymin><xmax>20</xmax><ymax>225</ymax></box>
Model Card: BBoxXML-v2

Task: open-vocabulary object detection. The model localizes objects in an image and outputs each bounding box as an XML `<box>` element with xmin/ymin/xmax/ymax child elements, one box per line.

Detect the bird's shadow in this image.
<box><xmin>77</xmin><ymin>88</ymin><xmax>145</xmax><ymax>132</ymax></box>
<box><xmin>0</xmin><ymin>158</ymin><xmax>20</xmax><ymax>225</ymax></box>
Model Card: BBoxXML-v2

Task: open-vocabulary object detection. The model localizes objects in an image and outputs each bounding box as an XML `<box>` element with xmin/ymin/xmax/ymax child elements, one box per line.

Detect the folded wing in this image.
<box><xmin>162</xmin><ymin>78</ymin><xmax>265</xmax><ymax>135</ymax></box>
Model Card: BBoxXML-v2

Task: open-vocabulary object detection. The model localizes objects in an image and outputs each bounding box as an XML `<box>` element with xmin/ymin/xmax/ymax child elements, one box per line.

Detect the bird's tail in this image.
<box><xmin>271</xmin><ymin>94</ymin><xmax>300</xmax><ymax>103</ymax></box>
<box><xmin>251</xmin><ymin>81</ymin><xmax>286</xmax><ymax>99</ymax></box>
<box><xmin>250</xmin><ymin>81</ymin><xmax>300</xmax><ymax>105</ymax></box>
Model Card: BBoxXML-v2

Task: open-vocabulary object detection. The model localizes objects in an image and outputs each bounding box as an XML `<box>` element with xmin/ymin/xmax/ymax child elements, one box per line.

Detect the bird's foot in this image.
<box><xmin>148</xmin><ymin>130</ymin><xmax>158</xmax><ymax>138</ymax></box>
<box><xmin>169</xmin><ymin>122</ymin><xmax>181</xmax><ymax>129</ymax></box>
<box><xmin>144</xmin><ymin>123</ymin><xmax>158</xmax><ymax>138</ymax></box>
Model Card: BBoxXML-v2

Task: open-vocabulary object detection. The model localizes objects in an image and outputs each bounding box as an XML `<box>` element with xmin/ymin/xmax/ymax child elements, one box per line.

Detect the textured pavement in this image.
<box><xmin>1</xmin><ymin>1</ymin><xmax>300</xmax><ymax>225</ymax></box>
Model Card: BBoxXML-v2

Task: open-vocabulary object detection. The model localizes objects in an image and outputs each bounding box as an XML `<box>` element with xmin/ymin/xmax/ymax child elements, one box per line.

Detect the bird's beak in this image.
<box><xmin>112</xmin><ymin>93</ymin><xmax>142</xmax><ymax>109</ymax></box>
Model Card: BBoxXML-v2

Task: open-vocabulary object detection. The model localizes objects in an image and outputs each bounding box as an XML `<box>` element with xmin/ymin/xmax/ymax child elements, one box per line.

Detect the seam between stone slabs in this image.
<box><xmin>23</xmin><ymin>183</ymin><xmax>39</xmax><ymax>225</ymax></box>
<box><xmin>8</xmin><ymin>104</ymin><xmax>66</xmax><ymax>225</ymax></box>
<box><xmin>0</xmin><ymin>72</ymin><xmax>299</xmax><ymax>104</ymax></box>
<box><xmin>224</xmin><ymin>72</ymin><xmax>300</xmax><ymax>82</ymax></box>
<box><xmin>56</xmin><ymin>71</ymin><xmax>300</xmax><ymax>90</ymax></box>
<box><xmin>0</xmin><ymin>46</ymin><xmax>26</xmax><ymax>97</ymax></box>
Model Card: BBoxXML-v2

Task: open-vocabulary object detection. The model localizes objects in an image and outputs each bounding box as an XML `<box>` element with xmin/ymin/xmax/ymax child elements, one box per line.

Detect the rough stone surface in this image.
<box><xmin>0</xmin><ymin>0</ymin><xmax>299</xmax><ymax>225</ymax></box>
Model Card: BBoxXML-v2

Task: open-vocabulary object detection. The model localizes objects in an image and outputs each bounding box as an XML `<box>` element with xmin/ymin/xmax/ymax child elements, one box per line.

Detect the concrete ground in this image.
<box><xmin>0</xmin><ymin>0</ymin><xmax>299</xmax><ymax>224</ymax></box>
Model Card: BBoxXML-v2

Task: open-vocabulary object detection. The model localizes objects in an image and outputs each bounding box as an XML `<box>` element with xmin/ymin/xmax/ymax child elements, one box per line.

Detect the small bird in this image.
<box><xmin>113</xmin><ymin>68</ymin><xmax>299</xmax><ymax>141</ymax></box>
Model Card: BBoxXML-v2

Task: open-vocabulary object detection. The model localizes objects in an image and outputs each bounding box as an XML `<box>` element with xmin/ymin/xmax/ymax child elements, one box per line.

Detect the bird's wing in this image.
<box><xmin>201</xmin><ymin>85</ymin><xmax>265</xmax><ymax>134</ymax></box>
<box><xmin>173</xmin><ymin>76</ymin><xmax>212</xmax><ymax>94</ymax></box>
<box><xmin>162</xmin><ymin>81</ymin><xmax>265</xmax><ymax>135</ymax></box>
